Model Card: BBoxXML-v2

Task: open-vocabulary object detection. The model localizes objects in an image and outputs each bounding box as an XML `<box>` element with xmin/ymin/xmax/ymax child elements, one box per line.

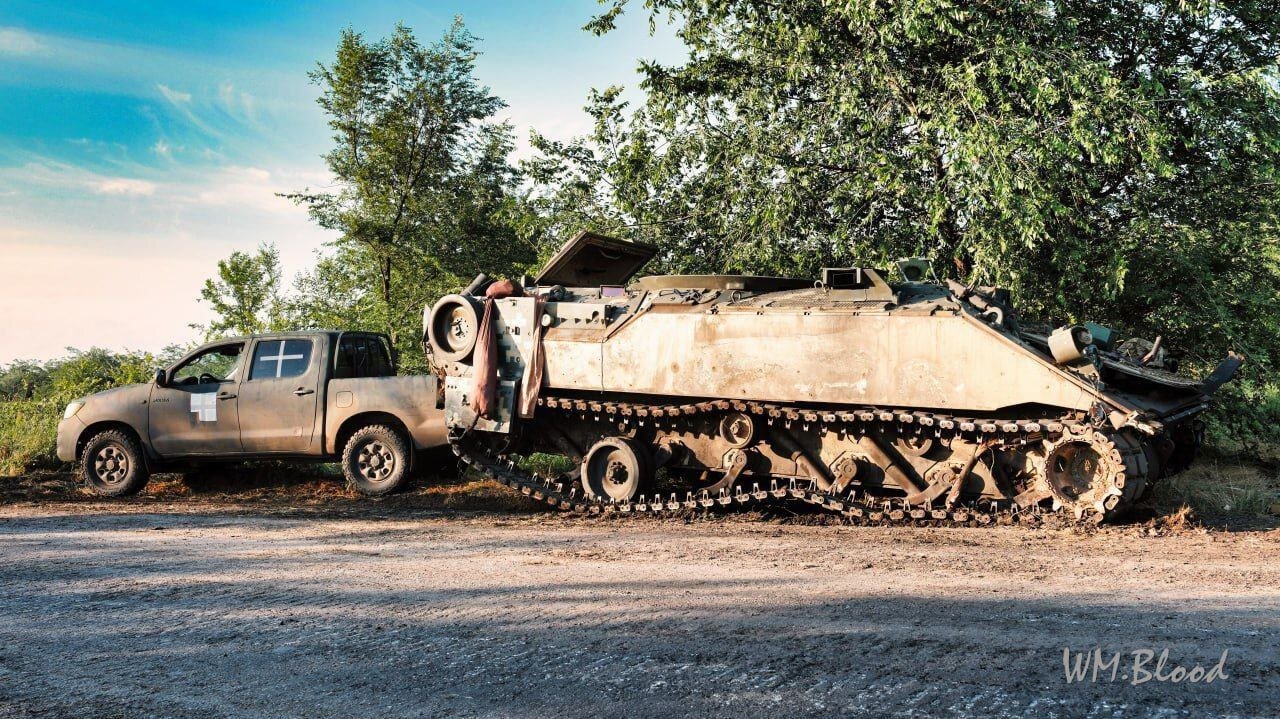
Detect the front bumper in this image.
<box><xmin>55</xmin><ymin>416</ymin><xmax>85</xmax><ymax>462</ymax></box>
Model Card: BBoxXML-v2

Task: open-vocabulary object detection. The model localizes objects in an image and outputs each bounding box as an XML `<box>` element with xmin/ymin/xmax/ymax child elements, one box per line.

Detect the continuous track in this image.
<box><xmin>453</xmin><ymin>394</ymin><xmax>1159</xmax><ymax>526</ymax></box>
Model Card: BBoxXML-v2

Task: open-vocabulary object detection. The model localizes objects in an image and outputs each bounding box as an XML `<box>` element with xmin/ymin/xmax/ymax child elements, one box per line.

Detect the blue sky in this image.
<box><xmin>0</xmin><ymin>0</ymin><xmax>682</xmax><ymax>363</ymax></box>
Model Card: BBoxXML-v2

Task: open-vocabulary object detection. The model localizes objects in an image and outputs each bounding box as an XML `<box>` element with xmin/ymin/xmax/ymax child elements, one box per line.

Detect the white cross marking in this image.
<box><xmin>190</xmin><ymin>392</ymin><xmax>217</xmax><ymax>422</ymax></box>
<box><xmin>260</xmin><ymin>341</ymin><xmax>305</xmax><ymax>378</ymax></box>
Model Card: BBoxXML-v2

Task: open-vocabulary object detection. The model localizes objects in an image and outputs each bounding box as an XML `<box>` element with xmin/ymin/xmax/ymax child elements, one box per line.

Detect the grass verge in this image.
<box><xmin>1148</xmin><ymin>459</ymin><xmax>1280</xmax><ymax>520</ymax></box>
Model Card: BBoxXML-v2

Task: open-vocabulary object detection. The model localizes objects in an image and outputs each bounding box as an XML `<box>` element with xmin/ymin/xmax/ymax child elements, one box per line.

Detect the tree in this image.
<box><xmin>286</xmin><ymin>20</ymin><xmax>536</xmax><ymax>348</ymax></box>
<box><xmin>195</xmin><ymin>244</ymin><xmax>286</xmax><ymax>339</ymax></box>
<box><xmin>528</xmin><ymin>0</ymin><xmax>1280</xmax><ymax>446</ymax></box>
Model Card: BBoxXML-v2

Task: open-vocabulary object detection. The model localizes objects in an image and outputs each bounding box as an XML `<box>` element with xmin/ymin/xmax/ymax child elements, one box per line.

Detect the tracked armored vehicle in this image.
<box><xmin>426</xmin><ymin>231</ymin><xmax>1241</xmax><ymax>524</ymax></box>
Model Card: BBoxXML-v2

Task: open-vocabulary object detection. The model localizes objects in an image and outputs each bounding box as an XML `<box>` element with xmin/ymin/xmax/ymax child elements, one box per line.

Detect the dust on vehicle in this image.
<box><xmin>426</xmin><ymin>230</ymin><xmax>1241</xmax><ymax>524</ymax></box>
<box><xmin>57</xmin><ymin>331</ymin><xmax>449</xmax><ymax>497</ymax></box>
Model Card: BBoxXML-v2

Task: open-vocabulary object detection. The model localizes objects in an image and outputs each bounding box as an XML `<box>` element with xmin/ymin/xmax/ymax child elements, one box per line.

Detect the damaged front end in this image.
<box><xmin>1019</xmin><ymin>321</ymin><xmax>1243</xmax><ymax>435</ymax></box>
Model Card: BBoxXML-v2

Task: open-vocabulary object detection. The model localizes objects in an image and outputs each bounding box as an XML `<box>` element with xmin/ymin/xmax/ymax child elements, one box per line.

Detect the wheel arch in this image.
<box><xmin>76</xmin><ymin>421</ymin><xmax>148</xmax><ymax>462</ymax></box>
<box><xmin>333</xmin><ymin>412</ymin><xmax>414</xmax><ymax>469</ymax></box>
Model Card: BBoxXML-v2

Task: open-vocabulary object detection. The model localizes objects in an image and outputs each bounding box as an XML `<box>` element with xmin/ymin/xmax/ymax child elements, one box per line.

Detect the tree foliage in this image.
<box><xmin>286</xmin><ymin>20</ymin><xmax>536</xmax><ymax>350</ymax></box>
<box><xmin>195</xmin><ymin>243</ymin><xmax>287</xmax><ymax>340</ymax></box>
<box><xmin>527</xmin><ymin>0</ymin><xmax>1280</xmax><ymax>446</ymax></box>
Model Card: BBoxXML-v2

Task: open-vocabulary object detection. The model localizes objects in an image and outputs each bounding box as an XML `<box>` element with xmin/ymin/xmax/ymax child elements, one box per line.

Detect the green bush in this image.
<box><xmin>1205</xmin><ymin>378</ymin><xmax>1280</xmax><ymax>459</ymax></box>
<box><xmin>0</xmin><ymin>399</ymin><xmax>61</xmax><ymax>476</ymax></box>
<box><xmin>0</xmin><ymin>348</ymin><xmax>174</xmax><ymax>476</ymax></box>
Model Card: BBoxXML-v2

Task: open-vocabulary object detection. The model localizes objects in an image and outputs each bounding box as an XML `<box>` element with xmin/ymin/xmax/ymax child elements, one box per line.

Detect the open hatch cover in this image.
<box><xmin>534</xmin><ymin>230</ymin><xmax>658</xmax><ymax>287</ymax></box>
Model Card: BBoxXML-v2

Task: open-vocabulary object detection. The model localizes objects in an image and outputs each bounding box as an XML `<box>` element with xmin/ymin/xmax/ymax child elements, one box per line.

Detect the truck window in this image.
<box><xmin>335</xmin><ymin>335</ymin><xmax>395</xmax><ymax>379</ymax></box>
<box><xmin>249</xmin><ymin>339</ymin><xmax>313</xmax><ymax>380</ymax></box>
<box><xmin>171</xmin><ymin>343</ymin><xmax>244</xmax><ymax>386</ymax></box>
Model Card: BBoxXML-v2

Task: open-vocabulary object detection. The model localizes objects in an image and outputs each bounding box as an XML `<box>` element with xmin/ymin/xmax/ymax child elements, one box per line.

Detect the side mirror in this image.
<box><xmin>153</xmin><ymin>369</ymin><xmax>167</xmax><ymax>387</ymax></box>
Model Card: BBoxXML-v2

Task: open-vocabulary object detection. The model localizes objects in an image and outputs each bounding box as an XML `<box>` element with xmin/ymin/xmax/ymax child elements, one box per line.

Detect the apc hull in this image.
<box><xmin>544</xmin><ymin>307</ymin><xmax>1097</xmax><ymax>414</ymax></box>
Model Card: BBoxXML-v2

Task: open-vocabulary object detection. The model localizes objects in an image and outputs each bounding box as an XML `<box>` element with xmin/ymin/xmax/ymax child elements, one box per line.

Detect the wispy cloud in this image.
<box><xmin>217</xmin><ymin>82</ymin><xmax>258</xmax><ymax>122</ymax></box>
<box><xmin>156</xmin><ymin>83</ymin><xmax>193</xmax><ymax>105</ymax></box>
<box><xmin>0</xmin><ymin>27</ymin><xmax>45</xmax><ymax>56</ymax></box>
<box><xmin>0</xmin><ymin>155</ymin><xmax>328</xmax><ymax>215</ymax></box>
<box><xmin>0</xmin><ymin>28</ymin><xmax>310</xmax><ymax>155</ymax></box>
<box><xmin>93</xmin><ymin>177</ymin><xmax>156</xmax><ymax>196</ymax></box>
<box><xmin>0</xmin><ymin>159</ymin><xmax>155</xmax><ymax>197</ymax></box>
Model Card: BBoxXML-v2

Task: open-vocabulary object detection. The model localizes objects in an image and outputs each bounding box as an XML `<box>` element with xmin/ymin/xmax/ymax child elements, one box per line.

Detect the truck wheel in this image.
<box><xmin>81</xmin><ymin>429</ymin><xmax>150</xmax><ymax>497</ymax></box>
<box><xmin>343</xmin><ymin>425</ymin><xmax>411</xmax><ymax>496</ymax></box>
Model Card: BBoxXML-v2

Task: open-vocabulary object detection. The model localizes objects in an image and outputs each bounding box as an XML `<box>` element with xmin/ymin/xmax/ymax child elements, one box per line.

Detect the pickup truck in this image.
<box><xmin>56</xmin><ymin>331</ymin><xmax>448</xmax><ymax>497</ymax></box>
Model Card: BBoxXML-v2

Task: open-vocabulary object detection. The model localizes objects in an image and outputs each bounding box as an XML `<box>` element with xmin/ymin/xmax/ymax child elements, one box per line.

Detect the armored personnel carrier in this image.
<box><xmin>426</xmin><ymin>231</ymin><xmax>1241</xmax><ymax>523</ymax></box>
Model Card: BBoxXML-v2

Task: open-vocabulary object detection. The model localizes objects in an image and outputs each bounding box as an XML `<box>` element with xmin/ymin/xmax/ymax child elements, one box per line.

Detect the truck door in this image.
<box><xmin>237</xmin><ymin>337</ymin><xmax>322</xmax><ymax>453</ymax></box>
<box><xmin>149</xmin><ymin>342</ymin><xmax>245</xmax><ymax>456</ymax></box>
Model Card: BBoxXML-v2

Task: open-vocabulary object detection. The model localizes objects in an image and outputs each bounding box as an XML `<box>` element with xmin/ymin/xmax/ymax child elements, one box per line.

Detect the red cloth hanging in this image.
<box><xmin>470</xmin><ymin>299</ymin><xmax>497</xmax><ymax>418</ymax></box>
<box><xmin>518</xmin><ymin>296</ymin><xmax>547</xmax><ymax>418</ymax></box>
<box><xmin>470</xmin><ymin>279</ymin><xmax>525</xmax><ymax>419</ymax></box>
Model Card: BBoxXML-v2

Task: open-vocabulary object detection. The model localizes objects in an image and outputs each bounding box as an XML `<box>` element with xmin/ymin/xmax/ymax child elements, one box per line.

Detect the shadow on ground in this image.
<box><xmin>0</xmin><ymin>510</ymin><xmax>1276</xmax><ymax>719</ymax></box>
<box><xmin>4</xmin><ymin>465</ymin><xmax>1278</xmax><ymax>534</ymax></box>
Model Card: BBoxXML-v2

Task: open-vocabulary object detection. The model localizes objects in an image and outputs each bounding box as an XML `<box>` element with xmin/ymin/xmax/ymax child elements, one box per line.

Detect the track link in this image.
<box><xmin>455</xmin><ymin>439</ymin><xmax>1053</xmax><ymax>528</ymax></box>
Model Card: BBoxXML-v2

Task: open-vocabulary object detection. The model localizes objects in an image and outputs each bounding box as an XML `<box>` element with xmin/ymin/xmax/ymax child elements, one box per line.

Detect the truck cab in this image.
<box><xmin>57</xmin><ymin>331</ymin><xmax>448</xmax><ymax>497</ymax></box>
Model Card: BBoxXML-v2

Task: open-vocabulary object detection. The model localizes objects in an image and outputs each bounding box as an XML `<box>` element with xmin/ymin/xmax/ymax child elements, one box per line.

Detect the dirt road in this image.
<box><xmin>1</xmin><ymin>499</ymin><xmax>1277</xmax><ymax>718</ymax></box>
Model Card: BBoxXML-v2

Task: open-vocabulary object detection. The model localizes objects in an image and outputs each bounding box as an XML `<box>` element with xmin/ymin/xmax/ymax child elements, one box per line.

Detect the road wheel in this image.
<box><xmin>81</xmin><ymin>429</ymin><xmax>150</xmax><ymax>497</ymax></box>
<box><xmin>343</xmin><ymin>425</ymin><xmax>411</xmax><ymax>496</ymax></box>
<box><xmin>582</xmin><ymin>437</ymin><xmax>652</xmax><ymax>503</ymax></box>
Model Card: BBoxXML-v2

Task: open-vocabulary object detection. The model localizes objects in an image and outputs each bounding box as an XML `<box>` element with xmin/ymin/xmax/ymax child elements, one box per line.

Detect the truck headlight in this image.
<box><xmin>63</xmin><ymin>400</ymin><xmax>85</xmax><ymax>420</ymax></box>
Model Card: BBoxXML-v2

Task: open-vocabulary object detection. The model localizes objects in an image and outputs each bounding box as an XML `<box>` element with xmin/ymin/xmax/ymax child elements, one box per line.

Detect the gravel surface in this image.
<box><xmin>1</xmin><ymin>500</ymin><xmax>1277</xmax><ymax>718</ymax></box>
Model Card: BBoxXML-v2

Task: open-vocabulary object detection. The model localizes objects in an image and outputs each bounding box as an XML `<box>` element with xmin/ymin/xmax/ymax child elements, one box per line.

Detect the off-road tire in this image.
<box><xmin>80</xmin><ymin>429</ymin><xmax>150</xmax><ymax>497</ymax></box>
<box><xmin>342</xmin><ymin>424</ymin><xmax>412</xmax><ymax>496</ymax></box>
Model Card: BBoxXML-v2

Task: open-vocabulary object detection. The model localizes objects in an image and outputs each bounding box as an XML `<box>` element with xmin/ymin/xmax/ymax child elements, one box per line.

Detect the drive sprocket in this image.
<box><xmin>1037</xmin><ymin>428</ymin><xmax>1140</xmax><ymax>520</ymax></box>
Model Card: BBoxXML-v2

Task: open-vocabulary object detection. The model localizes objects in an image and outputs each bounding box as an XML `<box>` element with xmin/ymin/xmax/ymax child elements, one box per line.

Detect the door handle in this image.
<box><xmin>217</xmin><ymin>392</ymin><xmax>236</xmax><ymax>400</ymax></box>
<box><xmin>293</xmin><ymin>387</ymin><xmax>315</xmax><ymax>396</ymax></box>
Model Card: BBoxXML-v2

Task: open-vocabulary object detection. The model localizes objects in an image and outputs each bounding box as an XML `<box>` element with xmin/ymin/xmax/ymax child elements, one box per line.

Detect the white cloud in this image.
<box><xmin>156</xmin><ymin>83</ymin><xmax>193</xmax><ymax>105</ymax></box>
<box><xmin>0</xmin><ymin>27</ymin><xmax>44</xmax><ymax>56</ymax></box>
<box><xmin>93</xmin><ymin>178</ymin><xmax>157</xmax><ymax>196</ymax></box>
<box><xmin>217</xmin><ymin>82</ymin><xmax>258</xmax><ymax>121</ymax></box>
<box><xmin>191</xmin><ymin>165</ymin><xmax>329</xmax><ymax>215</ymax></box>
<box><xmin>152</xmin><ymin>139</ymin><xmax>171</xmax><ymax>157</ymax></box>
<box><xmin>0</xmin><ymin>161</ymin><xmax>160</xmax><ymax>199</ymax></box>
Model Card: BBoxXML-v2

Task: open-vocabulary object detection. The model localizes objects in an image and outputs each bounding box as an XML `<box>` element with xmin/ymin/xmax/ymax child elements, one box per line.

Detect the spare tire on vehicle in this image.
<box><xmin>426</xmin><ymin>294</ymin><xmax>482</xmax><ymax>363</ymax></box>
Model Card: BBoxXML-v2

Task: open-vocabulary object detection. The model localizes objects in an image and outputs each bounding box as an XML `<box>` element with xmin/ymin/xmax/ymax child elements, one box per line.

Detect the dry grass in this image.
<box><xmin>8</xmin><ymin>453</ymin><xmax>1280</xmax><ymax>529</ymax></box>
<box><xmin>0</xmin><ymin>464</ymin><xmax>546</xmax><ymax>514</ymax></box>
<box><xmin>1149</xmin><ymin>459</ymin><xmax>1280</xmax><ymax>519</ymax></box>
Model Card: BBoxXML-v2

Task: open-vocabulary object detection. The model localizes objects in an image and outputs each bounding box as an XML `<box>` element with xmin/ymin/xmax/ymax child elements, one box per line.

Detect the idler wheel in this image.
<box><xmin>582</xmin><ymin>437</ymin><xmax>652</xmax><ymax>503</ymax></box>
<box><xmin>427</xmin><ymin>294</ymin><xmax>481</xmax><ymax>362</ymax></box>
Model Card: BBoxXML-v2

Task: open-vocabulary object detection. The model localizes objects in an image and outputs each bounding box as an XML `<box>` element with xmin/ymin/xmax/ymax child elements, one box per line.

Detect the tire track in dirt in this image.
<box><xmin>0</xmin><ymin>504</ymin><xmax>1277</xmax><ymax>718</ymax></box>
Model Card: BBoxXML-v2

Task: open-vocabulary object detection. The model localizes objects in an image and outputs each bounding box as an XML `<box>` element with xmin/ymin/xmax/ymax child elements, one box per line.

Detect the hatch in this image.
<box><xmin>534</xmin><ymin>230</ymin><xmax>658</xmax><ymax>287</ymax></box>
